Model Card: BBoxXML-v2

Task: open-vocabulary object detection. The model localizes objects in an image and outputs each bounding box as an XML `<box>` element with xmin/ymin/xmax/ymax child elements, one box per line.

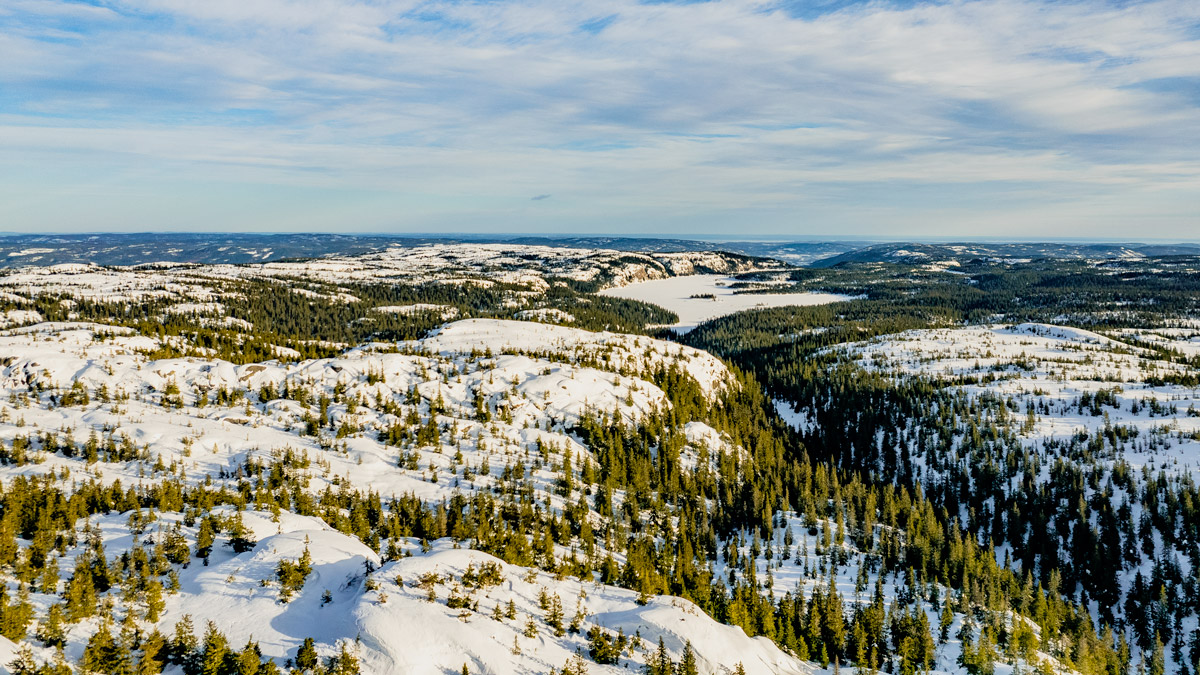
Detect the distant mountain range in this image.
<box><xmin>0</xmin><ymin>233</ymin><xmax>865</xmax><ymax>267</ymax></box>
<box><xmin>808</xmin><ymin>241</ymin><xmax>1200</xmax><ymax>266</ymax></box>
<box><xmin>0</xmin><ymin>233</ymin><xmax>1196</xmax><ymax>268</ymax></box>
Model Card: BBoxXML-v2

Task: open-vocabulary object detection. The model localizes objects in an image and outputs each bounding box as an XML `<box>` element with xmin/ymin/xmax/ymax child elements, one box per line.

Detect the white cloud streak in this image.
<box><xmin>0</xmin><ymin>0</ymin><xmax>1198</xmax><ymax>236</ymax></box>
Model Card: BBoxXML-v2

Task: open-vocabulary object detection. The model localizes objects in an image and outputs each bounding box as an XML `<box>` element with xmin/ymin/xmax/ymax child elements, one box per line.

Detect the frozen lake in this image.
<box><xmin>598</xmin><ymin>274</ymin><xmax>856</xmax><ymax>333</ymax></box>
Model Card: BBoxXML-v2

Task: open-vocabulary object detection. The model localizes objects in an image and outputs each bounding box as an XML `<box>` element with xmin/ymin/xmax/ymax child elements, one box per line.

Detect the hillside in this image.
<box><xmin>687</xmin><ymin>257</ymin><xmax>1200</xmax><ymax>675</ymax></box>
<box><xmin>0</xmin><ymin>248</ymin><xmax>1153</xmax><ymax>675</ymax></box>
<box><xmin>0</xmin><ymin>317</ymin><xmax>797</xmax><ymax>675</ymax></box>
<box><xmin>0</xmin><ymin>244</ymin><xmax>786</xmax><ymax>364</ymax></box>
<box><xmin>0</xmin><ymin>313</ymin><xmax>1089</xmax><ymax>675</ymax></box>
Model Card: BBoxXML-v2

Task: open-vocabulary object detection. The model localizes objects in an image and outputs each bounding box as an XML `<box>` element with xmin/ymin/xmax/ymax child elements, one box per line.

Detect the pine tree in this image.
<box><xmin>236</xmin><ymin>640</ymin><xmax>262</xmax><ymax>675</ymax></box>
<box><xmin>83</xmin><ymin>622</ymin><xmax>133</xmax><ymax>675</ymax></box>
<box><xmin>170</xmin><ymin>615</ymin><xmax>200</xmax><ymax>675</ymax></box>
<box><xmin>37</xmin><ymin>603</ymin><xmax>66</xmax><ymax>648</ymax></box>
<box><xmin>678</xmin><ymin>641</ymin><xmax>698</xmax><ymax>675</ymax></box>
<box><xmin>46</xmin><ymin>647</ymin><xmax>73</xmax><ymax>675</ymax></box>
<box><xmin>7</xmin><ymin>645</ymin><xmax>39</xmax><ymax>675</ymax></box>
<box><xmin>562</xmin><ymin>652</ymin><xmax>589</xmax><ymax>675</ymax></box>
<box><xmin>169</xmin><ymin>614</ymin><xmax>199</xmax><ymax>672</ymax></box>
<box><xmin>328</xmin><ymin>642</ymin><xmax>360</xmax><ymax>675</ymax></box>
<box><xmin>588</xmin><ymin>626</ymin><xmax>624</xmax><ymax>664</ymax></box>
<box><xmin>643</xmin><ymin>637</ymin><xmax>672</xmax><ymax>675</ymax></box>
<box><xmin>965</xmin><ymin>628</ymin><xmax>996</xmax><ymax>675</ymax></box>
<box><xmin>1150</xmin><ymin>635</ymin><xmax>1165</xmax><ymax>675</ymax></box>
<box><xmin>145</xmin><ymin>579</ymin><xmax>165</xmax><ymax>622</ymax></box>
<box><xmin>938</xmin><ymin>601</ymin><xmax>954</xmax><ymax>643</ymax></box>
<box><xmin>0</xmin><ymin>583</ymin><xmax>33</xmax><ymax>641</ymax></box>
<box><xmin>138</xmin><ymin>630</ymin><xmax>168</xmax><ymax>675</ymax></box>
<box><xmin>547</xmin><ymin>593</ymin><xmax>565</xmax><ymax>637</ymax></box>
<box><xmin>294</xmin><ymin>638</ymin><xmax>319</xmax><ymax>673</ymax></box>
<box><xmin>227</xmin><ymin>514</ymin><xmax>257</xmax><ymax>553</ymax></box>
<box><xmin>40</xmin><ymin>554</ymin><xmax>59</xmax><ymax>594</ymax></box>
<box><xmin>200</xmin><ymin>621</ymin><xmax>229</xmax><ymax>675</ymax></box>
<box><xmin>196</xmin><ymin>519</ymin><xmax>215</xmax><ymax>561</ymax></box>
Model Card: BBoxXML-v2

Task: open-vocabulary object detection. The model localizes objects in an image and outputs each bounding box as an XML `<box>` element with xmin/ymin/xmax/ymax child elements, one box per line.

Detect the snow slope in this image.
<box><xmin>838</xmin><ymin>322</ymin><xmax>1200</xmax><ymax>476</ymax></box>
<box><xmin>0</xmin><ymin>316</ymin><xmax>814</xmax><ymax>675</ymax></box>
<box><xmin>0</xmin><ymin>314</ymin><xmax>1079</xmax><ymax>675</ymax></box>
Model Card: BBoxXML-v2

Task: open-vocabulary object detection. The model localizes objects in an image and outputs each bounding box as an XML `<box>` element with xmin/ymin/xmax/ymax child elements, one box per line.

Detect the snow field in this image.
<box><xmin>598</xmin><ymin>275</ymin><xmax>857</xmax><ymax>333</ymax></box>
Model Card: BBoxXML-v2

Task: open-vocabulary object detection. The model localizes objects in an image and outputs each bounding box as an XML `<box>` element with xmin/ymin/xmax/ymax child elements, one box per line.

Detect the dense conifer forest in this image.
<box><xmin>687</xmin><ymin>255</ymin><xmax>1200</xmax><ymax>675</ymax></box>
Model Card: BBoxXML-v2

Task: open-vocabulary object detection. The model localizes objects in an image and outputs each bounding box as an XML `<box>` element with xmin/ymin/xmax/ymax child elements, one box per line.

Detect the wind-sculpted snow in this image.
<box><xmin>353</xmin><ymin>545</ymin><xmax>812</xmax><ymax>675</ymax></box>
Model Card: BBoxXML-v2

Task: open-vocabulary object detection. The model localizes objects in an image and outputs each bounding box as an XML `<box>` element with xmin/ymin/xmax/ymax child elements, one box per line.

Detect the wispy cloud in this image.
<box><xmin>0</xmin><ymin>0</ymin><xmax>1198</xmax><ymax>237</ymax></box>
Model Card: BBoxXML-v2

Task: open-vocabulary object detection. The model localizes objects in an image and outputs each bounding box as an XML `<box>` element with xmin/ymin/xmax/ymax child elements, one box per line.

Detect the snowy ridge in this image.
<box><xmin>353</xmin><ymin>544</ymin><xmax>810</xmax><ymax>675</ymax></box>
<box><xmin>422</xmin><ymin>319</ymin><xmax>731</xmax><ymax>397</ymax></box>
<box><xmin>0</xmin><ymin>245</ymin><xmax>771</xmax><ymax>306</ymax></box>
<box><xmin>0</xmin><ymin>319</ymin><xmax>728</xmax><ymax>505</ymax></box>
<box><xmin>9</xmin><ymin>507</ymin><xmax>813</xmax><ymax>675</ymax></box>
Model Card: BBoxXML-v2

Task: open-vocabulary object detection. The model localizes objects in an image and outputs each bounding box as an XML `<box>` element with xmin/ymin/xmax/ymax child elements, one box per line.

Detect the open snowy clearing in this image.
<box><xmin>597</xmin><ymin>275</ymin><xmax>856</xmax><ymax>333</ymax></box>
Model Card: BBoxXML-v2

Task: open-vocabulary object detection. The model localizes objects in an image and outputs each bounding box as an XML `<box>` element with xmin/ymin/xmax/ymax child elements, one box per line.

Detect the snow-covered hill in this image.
<box><xmin>0</xmin><ymin>317</ymin><xmax>816</xmax><ymax>675</ymax></box>
<box><xmin>0</xmin><ymin>312</ymin><xmax>1100</xmax><ymax>675</ymax></box>
<box><xmin>0</xmin><ymin>244</ymin><xmax>774</xmax><ymax>307</ymax></box>
<box><xmin>835</xmin><ymin>322</ymin><xmax>1200</xmax><ymax>477</ymax></box>
<box><xmin>0</xmin><ymin>319</ymin><xmax>729</xmax><ymax>511</ymax></box>
<box><xmin>21</xmin><ymin>507</ymin><xmax>809</xmax><ymax>675</ymax></box>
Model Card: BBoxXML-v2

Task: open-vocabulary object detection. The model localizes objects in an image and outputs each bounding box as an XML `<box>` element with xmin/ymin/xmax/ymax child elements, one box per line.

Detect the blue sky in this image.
<box><xmin>1</xmin><ymin>0</ymin><xmax>1199</xmax><ymax>238</ymax></box>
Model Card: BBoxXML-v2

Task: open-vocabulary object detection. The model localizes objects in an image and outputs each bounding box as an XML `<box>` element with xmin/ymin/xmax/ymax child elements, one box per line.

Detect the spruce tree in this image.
<box><xmin>294</xmin><ymin>638</ymin><xmax>319</xmax><ymax>673</ymax></box>
<box><xmin>196</xmin><ymin>519</ymin><xmax>215</xmax><ymax>561</ymax></box>
<box><xmin>678</xmin><ymin>641</ymin><xmax>698</xmax><ymax>675</ymax></box>
<box><xmin>643</xmin><ymin>637</ymin><xmax>672</xmax><ymax>675</ymax></box>
<box><xmin>200</xmin><ymin>621</ymin><xmax>229</xmax><ymax>675</ymax></box>
<box><xmin>1150</xmin><ymin>636</ymin><xmax>1165</xmax><ymax>675</ymax></box>
<box><xmin>38</xmin><ymin>603</ymin><xmax>66</xmax><ymax>648</ymax></box>
<box><xmin>170</xmin><ymin>615</ymin><xmax>200</xmax><ymax>674</ymax></box>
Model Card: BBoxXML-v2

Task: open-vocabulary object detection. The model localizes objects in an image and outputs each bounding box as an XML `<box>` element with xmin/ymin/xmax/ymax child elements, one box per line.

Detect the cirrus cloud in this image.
<box><xmin>0</xmin><ymin>0</ymin><xmax>1198</xmax><ymax>237</ymax></box>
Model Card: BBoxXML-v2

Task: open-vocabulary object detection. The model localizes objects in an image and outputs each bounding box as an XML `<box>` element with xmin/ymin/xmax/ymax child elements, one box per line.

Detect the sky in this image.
<box><xmin>1</xmin><ymin>0</ymin><xmax>1199</xmax><ymax>238</ymax></box>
